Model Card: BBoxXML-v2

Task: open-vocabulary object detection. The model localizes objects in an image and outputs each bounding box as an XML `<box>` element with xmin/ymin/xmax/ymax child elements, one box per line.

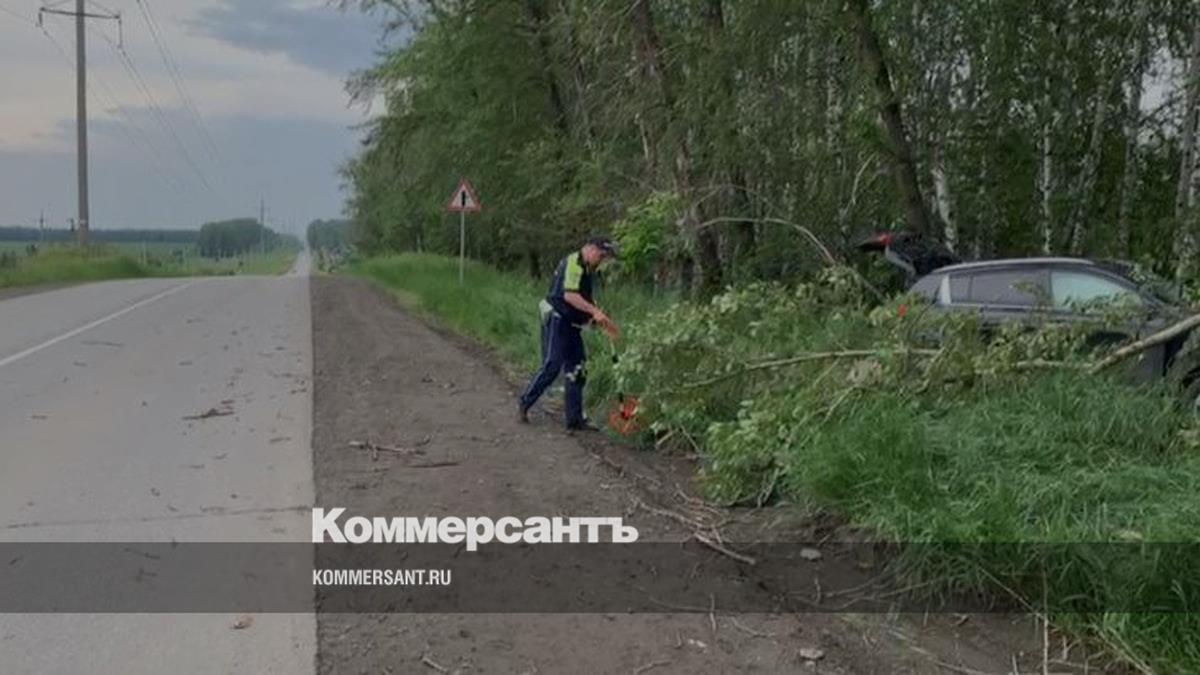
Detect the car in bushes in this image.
<box><xmin>859</xmin><ymin>232</ymin><xmax>1200</xmax><ymax>397</ymax></box>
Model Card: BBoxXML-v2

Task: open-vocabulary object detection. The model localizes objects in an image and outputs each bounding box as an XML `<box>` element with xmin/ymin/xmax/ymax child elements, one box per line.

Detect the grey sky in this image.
<box><xmin>0</xmin><ymin>0</ymin><xmax>390</xmax><ymax>234</ymax></box>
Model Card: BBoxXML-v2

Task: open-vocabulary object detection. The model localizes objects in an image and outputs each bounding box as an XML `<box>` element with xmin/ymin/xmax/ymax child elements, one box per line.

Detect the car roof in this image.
<box><xmin>933</xmin><ymin>257</ymin><xmax>1101</xmax><ymax>274</ymax></box>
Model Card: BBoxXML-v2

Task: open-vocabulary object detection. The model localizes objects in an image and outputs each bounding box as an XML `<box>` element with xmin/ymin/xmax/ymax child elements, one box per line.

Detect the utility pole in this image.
<box><xmin>38</xmin><ymin>211</ymin><xmax>45</xmax><ymax>244</ymax></box>
<box><xmin>259</xmin><ymin>197</ymin><xmax>266</xmax><ymax>255</ymax></box>
<box><xmin>39</xmin><ymin>1</ymin><xmax>121</xmax><ymax>248</ymax></box>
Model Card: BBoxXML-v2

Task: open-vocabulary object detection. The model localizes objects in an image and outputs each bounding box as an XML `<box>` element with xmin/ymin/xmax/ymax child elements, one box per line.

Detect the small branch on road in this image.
<box><xmin>349</xmin><ymin>438</ymin><xmax>431</xmax><ymax>461</ymax></box>
<box><xmin>633</xmin><ymin>659</ymin><xmax>671</xmax><ymax>674</ymax></box>
<box><xmin>694</xmin><ymin>532</ymin><xmax>758</xmax><ymax>566</ymax></box>
<box><xmin>183</xmin><ymin>406</ymin><xmax>233</xmax><ymax>421</ymax></box>
<box><xmin>419</xmin><ymin>652</ymin><xmax>449</xmax><ymax>673</ymax></box>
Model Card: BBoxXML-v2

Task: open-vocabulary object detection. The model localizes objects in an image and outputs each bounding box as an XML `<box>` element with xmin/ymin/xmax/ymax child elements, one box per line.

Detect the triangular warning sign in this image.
<box><xmin>447</xmin><ymin>179</ymin><xmax>481</xmax><ymax>213</ymax></box>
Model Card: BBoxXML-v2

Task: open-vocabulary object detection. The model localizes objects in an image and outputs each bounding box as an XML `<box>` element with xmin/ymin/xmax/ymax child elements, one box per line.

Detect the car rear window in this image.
<box><xmin>966</xmin><ymin>270</ymin><xmax>1044</xmax><ymax>306</ymax></box>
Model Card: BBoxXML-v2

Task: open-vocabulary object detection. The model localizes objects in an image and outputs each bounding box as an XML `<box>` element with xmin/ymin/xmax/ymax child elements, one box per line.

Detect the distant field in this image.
<box><xmin>0</xmin><ymin>242</ymin><xmax>298</xmax><ymax>289</ymax></box>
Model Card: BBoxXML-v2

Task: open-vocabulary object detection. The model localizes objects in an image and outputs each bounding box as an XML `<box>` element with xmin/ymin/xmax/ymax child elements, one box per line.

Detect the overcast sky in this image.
<box><xmin>0</xmin><ymin>0</ymin><xmax>392</xmax><ymax>234</ymax></box>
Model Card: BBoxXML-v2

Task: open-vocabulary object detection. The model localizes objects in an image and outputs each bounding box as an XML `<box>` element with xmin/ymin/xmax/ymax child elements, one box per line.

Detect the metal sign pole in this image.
<box><xmin>459</xmin><ymin>209</ymin><xmax>466</xmax><ymax>285</ymax></box>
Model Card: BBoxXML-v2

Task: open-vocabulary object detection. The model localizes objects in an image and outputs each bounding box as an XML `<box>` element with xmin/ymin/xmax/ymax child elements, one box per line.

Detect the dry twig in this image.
<box><xmin>420</xmin><ymin>653</ymin><xmax>449</xmax><ymax>673</ymax></box>
<box><xmin>633</xmin><ymin>660</ymin><xmax>671</xmax><ymax>675</ymax></box>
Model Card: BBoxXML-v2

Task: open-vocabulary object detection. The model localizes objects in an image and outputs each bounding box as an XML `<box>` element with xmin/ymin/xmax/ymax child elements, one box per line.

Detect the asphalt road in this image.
<box><xmin>0</xmin><ymin>255</ymin><xmax>315</xmax><ymax>673</ymax></box>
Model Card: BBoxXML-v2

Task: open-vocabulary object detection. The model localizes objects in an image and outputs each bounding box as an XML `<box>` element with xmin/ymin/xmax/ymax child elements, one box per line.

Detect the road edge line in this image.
<box><xmin>0</xmin><ymin>281</ymin><xmax>197</xmax><ymax>369</ymax></box>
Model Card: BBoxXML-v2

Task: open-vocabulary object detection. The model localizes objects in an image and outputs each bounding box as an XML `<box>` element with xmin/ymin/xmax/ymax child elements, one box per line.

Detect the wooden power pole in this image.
<box><xmin>39</xmin><ymin>1</ymin><xmax>120</xmax><ymax>247</ymax></box>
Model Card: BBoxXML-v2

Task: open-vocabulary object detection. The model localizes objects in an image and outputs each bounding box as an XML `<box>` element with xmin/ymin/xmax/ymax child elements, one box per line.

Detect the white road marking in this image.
<box><xmin>0</xmin><ymin>281</ymin><xmax>195</xmax><ymax>369</ymax></box>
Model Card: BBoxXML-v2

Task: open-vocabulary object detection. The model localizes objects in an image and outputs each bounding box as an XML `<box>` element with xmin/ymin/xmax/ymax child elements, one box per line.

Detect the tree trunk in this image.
<box><xmin>1068</xmin><ymin>60</ymin><xmax>1112</xmax><ymax>255</ymax></box>
<box><xmin>630</xmin><ymin>0</ymin><xmax>722</xmax><ymax>295</ymax></box>
<box><xmin>1116</xmin><ymin>0</ymin><xmax>1151</xmax><ymax>258</ymax></box>
<box><xmin>1175</xmin><ymin>18</ymin><xmax>1200</xmax><ymax>278</ymax></box>
<box><xmin>932</xmin><ymin>141</ymin><xmax>955</xmax><ymax>251</ymax></box>
<box><xmin>703</xmin><ymin>0</ymin><xmax>755</xmax><ymax>266</ymax></box>
<box><xmin>1039</xmin><ymin>111</ymin><xmax>1055</xmax><ymax>255</ymax></box>
<box><xmin>524</xmin><ymin>0</ymin><xmax>570</xmax><ymax>137</ymax></box>
<box><xmin>527</xmin><ymin>246</ymin><xmax>541</xmax><ymax>278</ymax></box>
<box><xmin>846</xmin><ymin>0</ymin><xmax>933</xmax><ymax>237</ymax></box>
<box><xmin>554</xmin><ymin>0</ymin><xmax>598</xmax><ymax>148</ymax></box>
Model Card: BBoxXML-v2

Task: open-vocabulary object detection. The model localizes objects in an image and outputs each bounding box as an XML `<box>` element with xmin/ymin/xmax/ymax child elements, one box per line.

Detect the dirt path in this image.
<box><xmin>311</xmin><ymin>276</ymin><xmax>1046</xmax><ymax>674</ymax></box>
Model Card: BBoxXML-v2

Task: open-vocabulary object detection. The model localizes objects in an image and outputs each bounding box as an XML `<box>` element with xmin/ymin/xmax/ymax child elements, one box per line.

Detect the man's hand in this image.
<box><xmin>592</xmin><ymin>310</ymin><xmax>620</xmax><ymax>342</ymax></box>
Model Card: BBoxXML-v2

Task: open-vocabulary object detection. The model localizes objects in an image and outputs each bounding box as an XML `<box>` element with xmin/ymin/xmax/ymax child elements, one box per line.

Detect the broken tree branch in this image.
<box><xmin>349</xmin><ymin>439</ymin><xmax>430</xmax><ymax>461</ymax></box>
<box><xmin>683</xmin><ymin>348</ymin><xmax>940</xmax><ymax>390</ymax></box>
<box><xmin>1090</xmin><ymin>311</ymin><xmax>1200</xmax><ymax>374</ymax></box>
<box><xmin>696</xmin><ymin>216</ymin><xmax>886</xmax><ymax>301</ymax></box>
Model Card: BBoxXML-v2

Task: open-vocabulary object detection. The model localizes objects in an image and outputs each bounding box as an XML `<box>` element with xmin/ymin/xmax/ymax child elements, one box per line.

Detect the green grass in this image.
<box><xmin>351</xmin><ymin>253</ymin><xmax>669</xmax><ymax>381</ymax></box>
<box><xmin>0</xmin><ymin>244</ymin><xmax>298</xmax><ymax>289</ymax></box>
<box><xmin>352</xmin><ymin>253</ymin><xmax>1200</xmax><ymax>672</ymax></box>
<box><xmin>0</xmin><ymin>247</ymin><xmax>149</xmax><ymax>287</ymax></box>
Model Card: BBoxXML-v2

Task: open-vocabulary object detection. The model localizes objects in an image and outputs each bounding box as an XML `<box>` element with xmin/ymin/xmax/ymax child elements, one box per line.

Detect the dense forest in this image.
<box><xmin>342</xmin><ymin>0</ymin><xmax>1200</xmax><ymax>293</ymax></box>
<box><xmin>196</xmin><ymin>218</ymin><xmax>296</xmax><ymax>258</ymax></box>
<box><xmin>306</xmin><ymin>219</ymin><xmax>355</xmax><ymax>251</ymax></box>
<box><xmin>0</xmin><ymin>227</ymin><xmax>199</xmax><ymax>244</ymax></box>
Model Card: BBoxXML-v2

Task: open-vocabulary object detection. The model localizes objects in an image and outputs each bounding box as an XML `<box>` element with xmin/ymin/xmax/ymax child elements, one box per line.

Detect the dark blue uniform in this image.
<box><xmin>519</xmin><ymin>250</ymin><xmax>592</xmax><ymax>427</ymax></box>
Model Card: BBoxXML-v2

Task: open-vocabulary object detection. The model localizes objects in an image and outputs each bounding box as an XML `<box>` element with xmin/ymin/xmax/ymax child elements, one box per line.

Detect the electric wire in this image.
<box><xmin>133</xmin><ymin>0</ymin><xmax>224</xmax><ymax>169</ymax></box>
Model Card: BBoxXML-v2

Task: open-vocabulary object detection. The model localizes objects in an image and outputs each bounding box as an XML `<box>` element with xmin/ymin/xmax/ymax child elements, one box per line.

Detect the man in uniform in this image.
<box><xmin>518</xmin><ymin>236</ymin><xmax>620</xmax><ymax>431</ymax></box>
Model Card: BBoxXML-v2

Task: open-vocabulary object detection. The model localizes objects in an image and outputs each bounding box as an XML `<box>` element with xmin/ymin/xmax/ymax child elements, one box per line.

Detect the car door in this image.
<box><xmin>945</xmin><ymin>267</ymin><xmax>1049</xmax><ymax>328</ymax></box>
<box><xmin>1047</xmin><ymin>268</ymin><xmax>1164</xmax><ymax>379</ymax></box>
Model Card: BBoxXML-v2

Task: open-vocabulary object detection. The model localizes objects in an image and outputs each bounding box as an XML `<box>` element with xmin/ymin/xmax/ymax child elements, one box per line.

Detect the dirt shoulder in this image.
<box><xmin>311</xmin><ymin>276</ymin><xmax>1046</xmax><ymax>674</ymax></box>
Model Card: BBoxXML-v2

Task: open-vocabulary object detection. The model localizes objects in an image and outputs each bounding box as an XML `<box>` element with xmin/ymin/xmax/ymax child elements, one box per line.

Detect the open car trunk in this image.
<box><xmin>857</xmin><ymin>232</ymin><xmax>961</xmax><ymax>277</ymax></box>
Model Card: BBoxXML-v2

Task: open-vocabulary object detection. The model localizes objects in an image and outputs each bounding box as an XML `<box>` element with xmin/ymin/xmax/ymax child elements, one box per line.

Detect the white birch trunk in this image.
<box><xmin>1116</xmin><ymin>0</ymin><xmax>1152</xmax><ymax>257</ymax></box>
<box><xmin>932</xmin><ymin>142</ymin><xmax>955</xmax><ymax>251</ymax></box>
<box><xmin>1040</xmin><ymin>112</ymin><xmax>1056</xmax><ymax>255</ymax></box>
<box><xmin>1175</xmin><ymin>19</ymin><xmax>1200</xmax><ymax>278</ymax></box>
<box><xmin>1069</xmin><ymin>61</ymin><xmax>1112</xmax><ymax>256</ymax></box>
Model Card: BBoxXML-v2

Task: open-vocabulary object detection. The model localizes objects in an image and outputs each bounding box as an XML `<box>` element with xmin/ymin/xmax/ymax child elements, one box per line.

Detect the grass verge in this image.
<box><xmin>353</xmin><ymin>252</ymin><xmax>1200</xmax><ymax>672</ymax></box>
<box><xmin>0</xmin><ymin>245</ymin><xmax>298</xmax><ymax>289</ymax></box>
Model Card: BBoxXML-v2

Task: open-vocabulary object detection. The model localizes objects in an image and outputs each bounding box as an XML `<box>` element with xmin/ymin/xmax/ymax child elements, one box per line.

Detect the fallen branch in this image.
<box><xmin>419</xmin><ymin>653</ymin><xmax>449</xmax><ymax>673</ymax></box>
<box><xmin>631</xmin><ymin>497</ymin><xmax>710</xmax><ymax>531</ymax></box>
<box><xmin>728</xmin><ymin>617</ymin><xmax>777</xmax><ymax>639</ymax></box>
<box><xmin>683</xmin><ymin>348</ymin><xmax>939</xmax><ymax>390</ymax></box>
<box><xmin>697</xmin><ymin>216</ymin><xmax>886</xmax><ymax>301</ymax></box>
<box><xmin>349</xmin><ymin>440</ymin><xmax>430</xmax><ymax>461</ymax></box>
<box><xmin>694</xmin><ymin>532</ymin><xmax>758</xmax><ymax>566</ymax></box>
<box><xmin>183</xmin><ymin>407</ymin><xmax>233</xmax><ymax>421</ymax></box>
<box><xmin>633</xmin><ymin>660</ymin><xmax>671</xmax><ymax>674</ymax></box>
<box><xmin>407</xmin><ymin>461</ymin><xmax>460</xmax><ymax>469</ymax></box>
<box><xmin>1090</xmin><ymin>311</ymin><xmax>1200</xmax><ymax>374</ymax></box>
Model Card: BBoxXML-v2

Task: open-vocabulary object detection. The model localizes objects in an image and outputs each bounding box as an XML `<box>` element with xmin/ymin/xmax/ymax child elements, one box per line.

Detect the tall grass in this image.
<box><xmin>0</xmin><ymin>245</ymin><xmax>298</xmax><ymax>289</ymax></box>
<box><xmin>351</xmin><ymin>253</ymin><xmax>669</xmax><ymax>380</ymax></box>
<box><xmin>0</xmin><ymin>247</ymin><xmax>148</xmax><ymax>287</ymax></box>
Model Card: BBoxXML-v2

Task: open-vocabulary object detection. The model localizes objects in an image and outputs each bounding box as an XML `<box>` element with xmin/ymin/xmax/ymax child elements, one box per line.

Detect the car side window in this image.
<box><xmin>966</xmin><ymin>270</ymin><xmax>1045</xmax><ymax>306</ymax></box>
<box><xmin>1051</xmin><ymin>270</ymin><xmax>1141</xmax><ymax>308</ymax></box>
<box><xmin>947</xmin><ymin>274</ymin><xmax>969</xmax><ymax>303</ymax></box>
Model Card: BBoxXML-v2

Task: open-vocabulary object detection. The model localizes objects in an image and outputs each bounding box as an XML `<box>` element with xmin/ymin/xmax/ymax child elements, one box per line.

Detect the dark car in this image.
<box><xmin>859</xmin><ymin>232</ymin><xmax>1200</xmax><ymax>395</ymax></box>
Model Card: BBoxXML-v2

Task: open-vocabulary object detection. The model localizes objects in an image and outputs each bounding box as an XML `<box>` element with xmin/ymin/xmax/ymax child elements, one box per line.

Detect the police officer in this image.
<box><xmin>518</xmin><ymin>236</ymin><xmax>620</xmax><ymax>431</ymax></box>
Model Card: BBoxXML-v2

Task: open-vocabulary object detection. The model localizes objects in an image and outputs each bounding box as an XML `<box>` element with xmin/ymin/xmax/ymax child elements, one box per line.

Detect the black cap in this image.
<box><xmin>586</xmin><ymin>235</ymin><xmax>620</xmax><ymax>258</ymax></box>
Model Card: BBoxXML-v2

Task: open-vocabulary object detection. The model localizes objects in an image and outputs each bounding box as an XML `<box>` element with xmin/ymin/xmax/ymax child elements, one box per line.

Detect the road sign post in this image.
<box><xmin>447</xmin><ymin>179</ymin><xmax>481</xmax><ymax>285</ymax></box>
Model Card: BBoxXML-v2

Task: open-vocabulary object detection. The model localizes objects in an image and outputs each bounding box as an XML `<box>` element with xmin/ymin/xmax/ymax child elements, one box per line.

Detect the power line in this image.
<box><xmin>97</xmin><ymin>25</ymin><xmax>223</xmax><ymax>201</ymax></box>
<box><xmin>0</xmin><ymin>2</ymin><xmax>36</xmax><ymax>25</ymax></box>
<box><xmin>42</xmin><ymin>21</ymin><xmax>194</xmax><ymax>200</ymax></box>
<box><xmin>79</xmin><ymin>24</ymin><xmax>193</xmax><ymax>194</ymax></box>
<box><xmin>43</xmin><ymin>11</ymin><xmax>224</xmax><ymax>208</ymax></box>
<box><xmin>133</xmin><ymin>0</ymin><xmax>224</xmax><ymax>169</ymax></box>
